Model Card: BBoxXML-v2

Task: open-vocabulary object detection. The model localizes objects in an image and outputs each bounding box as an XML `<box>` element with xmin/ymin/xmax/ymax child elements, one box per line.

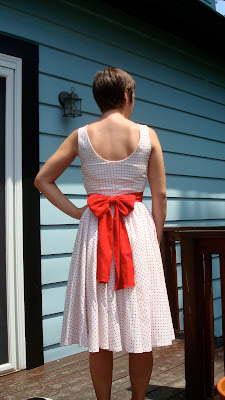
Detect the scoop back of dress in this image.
<box><xmin>60</xmin><ymin>123</ymin><xmax>175</xmax><ymax>353</ymax></box>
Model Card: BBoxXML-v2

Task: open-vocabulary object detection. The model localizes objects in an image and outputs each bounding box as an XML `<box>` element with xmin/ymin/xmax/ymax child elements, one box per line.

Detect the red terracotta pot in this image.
<box><xmin>217</xmin><ymin>377</ymin><xmax>225</xmax><ymax>400</ymax></box>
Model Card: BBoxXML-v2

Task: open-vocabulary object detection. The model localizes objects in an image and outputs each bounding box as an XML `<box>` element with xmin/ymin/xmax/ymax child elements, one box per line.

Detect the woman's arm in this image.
<box><xmin>34</xmin><ymin>129</ymin><xmax>88</xmax><ymax>220</ymax></box>
<box><xmin>147</xmin><ymin>127</ymin><xmax>167</xmax><ymax>244</ymax></box>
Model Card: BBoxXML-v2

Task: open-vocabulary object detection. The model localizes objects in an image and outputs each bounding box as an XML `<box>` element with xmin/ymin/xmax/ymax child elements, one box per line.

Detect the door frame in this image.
<box><xmin>0</xmin><ymin>34</ymin><xmax>43</xmax><ymax>371</ymax></box>
<box><xmin>0</xmin><ymin>57</ymin><xmax>26</xmax><ymax>374</ymax></box>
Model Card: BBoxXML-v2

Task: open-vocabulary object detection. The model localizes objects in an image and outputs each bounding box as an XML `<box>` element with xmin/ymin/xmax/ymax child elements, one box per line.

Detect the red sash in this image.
<box><xmin>87</xmin><ymin>192</ymin><xmax>143</xmax><ymax>291</ymax></box>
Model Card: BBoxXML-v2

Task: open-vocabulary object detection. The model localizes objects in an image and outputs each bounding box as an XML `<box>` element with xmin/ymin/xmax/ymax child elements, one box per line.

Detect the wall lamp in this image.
<box><xmin>58</xmin><ymin>87</ymin><xmax>82</xmax><ymax>118</ymax></box>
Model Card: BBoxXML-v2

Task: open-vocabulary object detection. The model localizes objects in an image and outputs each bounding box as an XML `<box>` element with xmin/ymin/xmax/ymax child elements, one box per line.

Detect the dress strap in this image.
<box><xmin>78</xmin><ymin>125</ymin><xmax>95</xmax><ymax>162</ymax></box>
<box><xmin>139</xmin><ymin>124</ymin><xmax>151</xmax><ymax>153</ymax></box>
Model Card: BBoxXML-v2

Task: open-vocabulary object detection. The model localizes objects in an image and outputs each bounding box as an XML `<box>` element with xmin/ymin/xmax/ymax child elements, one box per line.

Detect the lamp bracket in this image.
<box><xmin>58</xmin><ymin>91</ymin><xmax>69</xmax><ymax>106</ymax></box>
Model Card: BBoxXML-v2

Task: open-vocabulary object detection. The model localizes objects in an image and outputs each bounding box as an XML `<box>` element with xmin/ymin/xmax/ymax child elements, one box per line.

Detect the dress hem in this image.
<box><xmin>60</xmin><ymin>336</ymin><xmax>176</xmax><ymax>353</ymax></box>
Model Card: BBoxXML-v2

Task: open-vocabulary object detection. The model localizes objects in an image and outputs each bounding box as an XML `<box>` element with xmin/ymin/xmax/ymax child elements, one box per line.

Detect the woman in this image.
<box><xmin>34</xmin><ymin>67</ymin><xmax>175</xmax><ymax>400</ymax></box>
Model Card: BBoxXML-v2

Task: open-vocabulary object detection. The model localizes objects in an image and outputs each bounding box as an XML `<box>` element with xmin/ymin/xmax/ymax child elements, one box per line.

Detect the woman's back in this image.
<box><xmin>86</xmin><ymin>116</ymin><xmax>142</xmax><ymax>162</ymax></box>
<box><xmin>78</xmin><ymin>118</ymin><xmax>151</xmax><ymax>196</ymax></box>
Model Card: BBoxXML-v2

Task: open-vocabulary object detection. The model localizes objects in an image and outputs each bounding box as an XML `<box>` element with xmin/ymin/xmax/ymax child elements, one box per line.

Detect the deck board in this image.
<box><xmin>0</xmin><ymin>334</ymin><xmax>223</xmax><ymax>399</ymax></box>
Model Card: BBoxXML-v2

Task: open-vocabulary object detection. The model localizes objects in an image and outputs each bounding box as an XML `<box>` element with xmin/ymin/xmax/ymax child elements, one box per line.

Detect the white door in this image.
<box><xmin>0</xmin><ymin>54</ymin><xmax>26</xmax><ymax>374</ymax></box>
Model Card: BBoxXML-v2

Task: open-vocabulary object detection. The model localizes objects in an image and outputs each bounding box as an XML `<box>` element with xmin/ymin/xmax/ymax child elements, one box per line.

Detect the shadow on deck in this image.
<box><xmin>0</xmin><ymin>332</ymin><xmax>223</xmax><ymax>399</ymax></box>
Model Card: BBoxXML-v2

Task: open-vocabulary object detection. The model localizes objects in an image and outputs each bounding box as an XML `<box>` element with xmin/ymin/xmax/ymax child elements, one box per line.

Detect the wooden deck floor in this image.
<box><xmin>0</xmin><ymin>333</ymin><xmax>224</xmax><ymax>400</ymax></box>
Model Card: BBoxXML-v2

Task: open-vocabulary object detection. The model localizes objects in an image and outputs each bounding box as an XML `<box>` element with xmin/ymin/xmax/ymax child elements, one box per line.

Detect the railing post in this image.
<box><xmin>163</xmin><ymin>227</ymin><xmax>225</xmax><ymax>399</ymax></box>
<box><xmin>161</xmin><ymin>231</ymin><xmax>179</xmax><ymax>330</ymax></box>
<box><xmin>219</xmin><ymin>253</ymin><xmax>225</xmax><ymax>376</ymax></box>
<box><xmin>181</xmin><ymin>237</ymin><xmax>205</xmax><ymax>399</ymax></box>
<box><xmin>204</xmin><ymin>254</ymin><xmax>215</xmax><ymax>400</ymax></box>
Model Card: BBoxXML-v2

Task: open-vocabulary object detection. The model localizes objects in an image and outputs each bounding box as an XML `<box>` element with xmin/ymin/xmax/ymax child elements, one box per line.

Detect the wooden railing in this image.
<box><xmin>161</xmin><ymin>226</ymin><xmax>225</xmax><ymax>400</ymax></box>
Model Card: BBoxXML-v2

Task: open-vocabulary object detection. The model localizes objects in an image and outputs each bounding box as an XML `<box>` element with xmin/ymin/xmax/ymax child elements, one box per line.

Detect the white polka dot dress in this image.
<box><xmin>60</xmin><ymin>124</ymin><xmax>176</xmax><ymax>353</ymax></box>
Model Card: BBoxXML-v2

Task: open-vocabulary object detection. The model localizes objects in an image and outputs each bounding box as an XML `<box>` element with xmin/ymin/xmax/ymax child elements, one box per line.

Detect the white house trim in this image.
<box><xmin>0</xmin><ymin>53</ymin><xmax>26</xmax><ymax>374</ymax></box>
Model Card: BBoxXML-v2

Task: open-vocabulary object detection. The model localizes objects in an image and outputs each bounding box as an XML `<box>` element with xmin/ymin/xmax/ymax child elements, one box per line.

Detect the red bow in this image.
<box><xmin>87</xmin><ymin>192</ymin><xmax>143</xmax><ymax>291</ymax></box>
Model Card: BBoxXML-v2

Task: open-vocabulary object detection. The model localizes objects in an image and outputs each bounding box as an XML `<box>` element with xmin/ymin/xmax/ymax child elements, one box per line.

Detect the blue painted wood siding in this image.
<box><xmin>0</xmin><ymin>0</ymin><xmax>224</xmax><ymax>363</ymax></box>
<box><xmin>199</xmin><ymin>0</ymin><xmax>216</xmax><ymax>9</ymax></box>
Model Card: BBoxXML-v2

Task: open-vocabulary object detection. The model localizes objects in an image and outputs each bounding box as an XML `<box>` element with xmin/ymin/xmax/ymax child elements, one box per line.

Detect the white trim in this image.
<box><xmin>0</xmin><ymin>363</ymin><xmax>16</xmax><ymax>375</ymax></box>
<box><xmin>0</xmin><ymin>53</ymin><xmax>26</xmax><ymax>374</ymax></box>
<box><xmin>3</xmin><ymin>66</ymin><xmax>16</xmax><ymax>374</ymax></box>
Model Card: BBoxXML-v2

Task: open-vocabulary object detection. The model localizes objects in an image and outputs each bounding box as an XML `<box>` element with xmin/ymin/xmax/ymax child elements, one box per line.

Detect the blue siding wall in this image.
<box><xmin>199</xmin><ymin>0</ymin><xmax>216</xmax><ymax>9</ymax></box>
<box><xmin>0</xmin><ymin>0</ymin><xmax>224</xmax><ymax>362</ymax></box>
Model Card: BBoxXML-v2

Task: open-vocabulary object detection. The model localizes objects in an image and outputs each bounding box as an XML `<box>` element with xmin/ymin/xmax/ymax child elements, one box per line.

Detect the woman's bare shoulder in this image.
<box><xmin>67</xmin><ymin>128</ymin><xmax>79</xmax><ymax>143</ymax></box>
<box><xmin>147</xmin><ymin>126</ymin><xmax>161</xmax><ymax>149</ymax></box>
<box><xmin>63</xmin><ymin>128</ymin><xmax>79</xmax><ymax>157</ymax></box>
<box><xmin>87</xmin><ymin>118</ymin><xmax>140</xmax><ymax>135</ymax></box>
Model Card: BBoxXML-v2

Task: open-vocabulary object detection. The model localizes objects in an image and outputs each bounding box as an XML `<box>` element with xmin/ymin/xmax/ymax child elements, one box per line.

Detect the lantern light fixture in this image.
<box><xmin>58</xmin><ymin>87</ymin><xmax>82</xmax><ymax>118</ymax></box>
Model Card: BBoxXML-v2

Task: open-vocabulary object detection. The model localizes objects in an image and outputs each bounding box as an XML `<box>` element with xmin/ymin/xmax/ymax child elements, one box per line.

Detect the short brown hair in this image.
<box><xmin>92</xmin><ymin>67</ymin><xmax>136</xmax><ymax>113</ymax></box>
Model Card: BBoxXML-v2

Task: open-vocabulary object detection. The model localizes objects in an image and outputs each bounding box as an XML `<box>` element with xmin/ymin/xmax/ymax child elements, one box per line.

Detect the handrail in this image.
<box><xmin>161</xmin><ymin>226</ymin><xmax>225</xmax><ymax>400</ymax></box>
